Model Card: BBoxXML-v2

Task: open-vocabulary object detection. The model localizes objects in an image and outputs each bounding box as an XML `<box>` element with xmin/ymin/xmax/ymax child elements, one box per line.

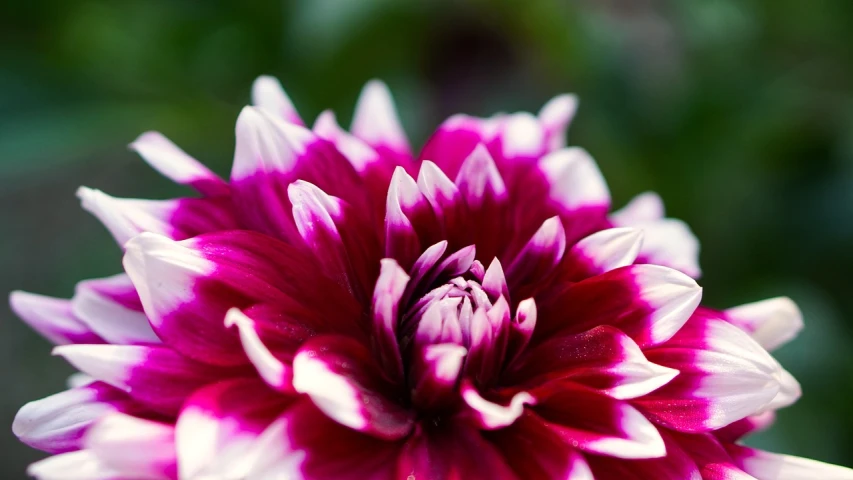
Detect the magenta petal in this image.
<box><xmin>53</xmin><ymin>344</ymin><xmax>243</xmax><ymax>416</ymax></box>
<box><xmin>385</xmin><ymin>167</ymin><xmax>440</xmax><ymax>270</ymax></box>
<box><xmin>9</xmin><ymin>291</ymin><xmax>103</xmax><ymax>345</ymax></box>
<box><xmin>531</xmin><ymin>382</ymin><xmax>666</xmax><ymax>459</ymax></box>
<box><xmin>293</xmin><ymin>335</ymin><xmax>414</xmax><ymax>440</ymax></box>
<box><xmin>715</xmin><ymin>411</ymin><xmax>776</xmax><ymax>443</ymax></box>
<box><xmin>13</xmin><ymin>382</ymin><xmax>140</xmax><ymax>454</ymax></box>
<box><xmin>506</xmin><ymin>216</ymin><xmax>566</xmax><ymax>296</ymax></box>
<box><xmin>636</xmin><ymin>316</ymin><xmax>783</xmax><ymax>432</ymax></box>
<box><xmin>585</xmin><ymin>434</ymin><xmax>702</xmax><ymax>479</ymax></box>
<box><xmin>370</xmin><ymin>259</ymin><xmax>409</xmax><ymax>382</ymax></box>
<box><xmin>250</xmin><ymin>399</ymin><xmax>401</xmax><ymax>480</ymax></box>
<box><xmin>455</xmin><ymin>144</ymin><xmax>509</xmax><ymax>261</ymax></box>
<box><xmin>411</xmin><ymin>343</ymin><xmax>467</xmax><ymax>411</ymax></box>
<box><xmin>397</xmin><ymin>423</ymin><xmax>519</xmax><ymax>480</ymax></box>
<box><xmin>537</xmin><ymin>264</ymin><xmax>702</xmax><ymax>348</ymax></box>
<box><xmin>176</xmin><ymin>378</ymin><xmax>289</xmax><ymax>479</ymax></box>
<box><xmin>559</xmin><ymin>227</ymin><xmax>644</xmax><ymax>282</ymax></box>
<box><xmin>508</xmin><ymin>325</ymin><xmax>677</xmax><ymax>400</ymax></box>
<box><xmin>130</xmin><ymin>131</ymin><xmax>229</xmax><ymax>197</ymax></box>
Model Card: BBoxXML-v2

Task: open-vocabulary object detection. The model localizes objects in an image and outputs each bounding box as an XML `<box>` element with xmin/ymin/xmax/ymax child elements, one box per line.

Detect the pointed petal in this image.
<box><xmin>537</xmin><ymin>264</ymin><xmax>702</xmax><ymax>347</ymax></box>
<box><xmin>728</xmin><ymin>445</ymin><xmax>853</xmax><ymax>480</ymax></box>
<box><xmin>370</xmin><ymin>259</ymin><xmax>409</xmax><ymax>382</ymax></box>
<box><xmin>27</xmin><ymin>450</ymin><xmax>126</xmax><ymax>480</ymax></box>
<box><xmin>725</xmin><ymin>297</ymin><xmax>804</xmax><ymax>351</ymax></box>
<box><xmin>637</xmin><ymin>316</ymin><xmax>783</xmax><ymax>432</ymax></box>
<box><xmin>9</xmin><ymin>291</ymin><xmax>102</xmax><ymax>345</ymax></box>
<box><xmin>538</xmin><ymin>94</ymin><xmax>579</xmax><ymax>151</ymax></box>
<box><xmin>53</xmin><ymin>344</ymin><xmax>236</xmax><ymax>415</ymax></box>
<box><xmin>351</xmin><ymin>79</ymin><xmax>411</xmax><ymax>162</ymax></box>
<box><xmin>610</xmin><ymin>191</ymin><xmax>665</xmax><ymax>224</ymax></box>
<box><xmin>293</xmin><ymin>335</ymin><xmax>414</xmax><ymax>440</ymax></box>
<box><xmin>509</xmin><ymin>325</ymin><xmax>678</xmax><ymax>400</ymax></box>
<box><xmin>251</xmin><ymin>75</ymin><xmax>303</xmax><ymax>125</ymax></box>
<box><xmin>460</xmin><ymin>381</ymin><xmax>534</xmax><ymax>430</ymax></box>
<box><xmin>176</xmin><ymin>378</ymin><xmax>288</xmax><ymax>479</ymax></box>
<box><xmin>385</xmin><ymin>167</ymin><xmax>439</xmax><ymax>269</ymax></box>
<box><xmin>417</xmin><ymin>160</ymin><xmax>469</xmax><ymax>249</ymax></box>
<box><xmin>224</xmin><ymin>308</ymin><xmax>295</xmax><ymax>392</ymax></box>
<box><xmin>130</xmin><ymin>131</ymin><xmax>229</xmax><ymax>197</ymax></box>
<box><xmin>507</xmin><ymin>216</ymin><xmax>566</xmax><ymax>293</ymax></box>
<box><xmin>71</xmin><ymin>274</ymin><xmax>159</xmax><ymax>345</ymax></box>
<box><xmin>455</xmin><ymin>144</ymin><xmax>509</xmax><ymax>260</ymax></box>
<box><xmin>539</xmin><ymin>147</ymin><xmax>610</xmax><ymax>213</ymax></box>
<box><xmin>85</xmin><ymin>413</ymin><xmax>177</xmax><ymax>479</ymax></box>
<box><xmin>13</xmin><ymin>383</ymin><xmax>139</xmax><ymax>454</ymax></box>
<box><xmin>561</xmin><ymin>227</ymin><xmax>644</xmax><ymax>281</ymax></box>
<box><xmin>532</xmin><ymin>383</ymin><xmax>667</xmax><ymax>459</ymax></box>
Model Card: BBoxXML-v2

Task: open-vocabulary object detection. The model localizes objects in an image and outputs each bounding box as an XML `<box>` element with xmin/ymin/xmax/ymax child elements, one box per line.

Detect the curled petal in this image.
<box><xmin>725</xmin><ymin>297</ymin><xmax>804</xmax><ymax>352</ymax></box>
<box><xmin>251</xmin><ymin>75</ymin><xmax>303</xmax><ymax>125</ymax></box>
<box><xmin>9</xmin><ymin>291</ymin><xmax>102</xmax><ymax>345</ymax></box>
<box><xmin>293</xmin><ymin>336</ymin><xmax>414</xmax><ymax>440</ymax></box>
<box><xmin>225</xmin><ymin>308</ymin><xmax>294</xmax><ymax>392</ymax></box>
<box><xmin>460</xmin><ymin>381</ymin><xmax>534</xmax><ymax>430</ymax></box>
<box><xmin>411</xmin><ymin>344</ymin><xmax>467</xmax><ymax>411</ymax></box>
<box><xmin>130</xmin><ymin>131</ymin><xmax>229</xmax><ymax>197</ymax></box>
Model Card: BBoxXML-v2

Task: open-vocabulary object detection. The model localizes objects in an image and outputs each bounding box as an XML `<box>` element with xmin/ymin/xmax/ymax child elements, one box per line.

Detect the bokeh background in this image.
<box><xmin>2</xmin><ymin>0</ymin><xmax>853</xmax><ymax>476</ymax></box>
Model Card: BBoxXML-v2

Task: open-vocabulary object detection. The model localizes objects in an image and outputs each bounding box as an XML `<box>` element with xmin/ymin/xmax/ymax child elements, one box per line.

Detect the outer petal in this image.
<box><xmin>585</xmin><ymin>434</ymin><xmax>702</xmax><ymax>480</ymax></box>
<box><xmin>530</xmin><ymin>382</ymin><xmax>667</xmax><ymax>459</ymax></box>
<box><xmin>538</xmin><ymin>94</ymin><xmax>578</xmax><ymax>151</ymax></box>
<box><xmin>71</xmin><ymin>274</ymin><xmax>160</xmax><ymax>345</ymax></box>
<box><xmin>538</xmin><ymin>147</ymin><xmax>610</xmax><ymax>215</ymax></box>
<box><xmin>175</xmin><ymin>378</ymin><xmax>289</xmax><ymax>479</ymax></box>
<box><xmin>251</xmin><ymin>75</ymin><xmax>303</xmax><ymax>126</ymax></box>
<box><xmin>53</xmin><ymin>344</ymin><xmax>240</xmax><ymax>416</ymax></box>
<box><xmin>28</xmin><ymin>450</ymin><xmax>128</xmax><ymax>480</ymax></box>
<box><xmin>559</xmin><ymin>227</ymin><xmax>644</xmax><ymax>282</ymax></box>
<box><xmin>85</xmin><ymin>413</ymin><xmax>177</xmax><ymax>480</ymax></box>
<box><xmin>507</xmin><ymin>325</ymin><xmax>678</xmax><ymax>400</ymax></box>
<box><xmin>724</xmin><ymin>297</ymin><xmax>804</xmax><ymax>351</ymax></box>
<box><xmin>636</xmin><ymin>316</ymin><xmax>783</xmax><ymax>432</ymax></box>
<box><xmin>130</xmin><ymin>131</ymin><xmax>229</xmax><ymax>197</ymax></box>
<box><xmin>292</xmin><ymin>335</ymin><xmax>414</xmax><ymax>440</ymax></box>
<box><xmin>351</xmin><ymin>80</ymin><xmax>412</xmax><ymax>164</ymax></box>
<box><xmin>9</xmin><ymin>291</ymin><xmax>102</xmax><ymax>345</ymax></box>
<box><xmin>536</xmin><ymin>264</ymin><xmax>702</xmax><ymax>348</ymax></box>
<box><xmin>728</xmin><ymin>445</ymin><xmax>853</xmax><ymax>480</ymax></box>
<box><xmin>13</xmin><ymin>382</ymin><xmax>140</xmax><ymax>454</ymax></box>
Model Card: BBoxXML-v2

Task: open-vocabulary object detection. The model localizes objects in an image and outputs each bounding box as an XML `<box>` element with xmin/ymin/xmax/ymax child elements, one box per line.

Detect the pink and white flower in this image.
<box><xmin>11</xmin><ymin>76</ymin><xmax>851</xmax><ymax>479</ymax></box>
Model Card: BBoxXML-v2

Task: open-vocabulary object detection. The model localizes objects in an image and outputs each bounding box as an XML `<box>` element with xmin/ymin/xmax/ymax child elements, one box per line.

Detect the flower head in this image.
<box><xmin>11</xmin><ymin>77</ymin><xmax>852</xmax><ymax>479</ymax></box>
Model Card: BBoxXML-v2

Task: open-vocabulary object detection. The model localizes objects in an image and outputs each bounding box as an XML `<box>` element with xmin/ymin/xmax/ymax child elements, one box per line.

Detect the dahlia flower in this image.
<box><xmin>10</xmin><ymin>77</ymin><xmax>852</xmax><ymax>480</ymax></box>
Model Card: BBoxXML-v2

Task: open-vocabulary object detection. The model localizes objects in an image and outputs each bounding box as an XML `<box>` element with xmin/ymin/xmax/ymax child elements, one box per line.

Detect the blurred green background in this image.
<box><xmin>2</xmin><ymin>0</ymin><xmax>853</xmax><ymax>476</ymax></box>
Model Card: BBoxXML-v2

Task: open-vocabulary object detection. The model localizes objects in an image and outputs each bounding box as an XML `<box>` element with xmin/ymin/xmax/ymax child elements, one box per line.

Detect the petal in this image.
<box><xmin>637</xmin><ymin>316</ymin><xmax>783</xmax><ymax>432</ymax></box>
<box><xmin>370</xmin><ymin>259</ymin><xmax>409</xmax><ymax>383</ymax></box>
<box><xmin>610</xmin><ymin>192</ymin><xmax>665</xmax><ymax>224</ymax></box>
<box><xmin>560</xmin><ymin>227</ymin><xmax>644</xmax><ymax>282</ymax></box>
<box><xmin>224</xmin><ymin>308</ymin><xmax>295</xmax><ymax>392</ymax></box>
<box><xmin>538</xmin><ymin>147</ymin><xmax>610</xmax><ymax>213</ymax></box>
<box><xmin>419</xmin><ymin>114</ymin><xmax>497</xmax><ymax>179</ymax></box>
<box><xmin>538</xmin><ymin>93</ymin><xmax>579</xmax><ymax>151</ymax></box>
<box><xmin>486</xmin><ymin>412</ymin><xmax>593</xmax><ymax>480</ymax></box>
<box><xmin>417</xmin><ymin>160</ymin><xmax>469</xmax><ymax>250</ymax></box>
<box><xmin>411</xmin><ymin>343</ymin><xmax>467</xmax><ymax>411</ymax></box>
<box><xmin>230</xmin><ymin>106</ymin><xmax>366</xmax><ymax>242</ymax></box>
<box><xmin>531</xmin><ymin>383</ymin><xmax>667</xmax><ymax>459</ymax></box>
<box><xmin>292</xmin><ymin>335</ymin><xmax>414</xmax><ymax>440</ymax></box>
<box><xmin>585</xmin><ymin>434</ymin><xmax>702</xmax><ymax>480</ymax></box>
<box><xmin>351</xmin><ymin>80</ymin><xmax>411</xmax><ymax>162</ymax></box>
<box><xmin>455</xmin><ymin>145</ymin><xmax>509</xmax><ymax>261</ymax></box>
<box><xmin>123</xmin><ymin>231</ymin><xmax>361</xmax><ymax>366</ymax></box>
<box><xmin>536</xmin><ymin>264</ymin><xmax>702</xmax><ymax>348</ymax></box>
<box><xmin>13</xmin><ymin>382</ymin><xmax>139</xmax><ymax>454</ymax></box>
<box><xmin>313</xmin><ymin>110</ymin><xmax>379</xmax><ymax>172</ymax></box>
<box><xmin>130</xmin><ymin>131</ymin><xmax>229</xmax><ymax>197</ymax></box>
<box><xmin>175</xmin><ymin>378</ymin><xmax>289</xmax><ymax>479</ymax></box>
<box><xmin>249</xmin><ymin>399</ymin><xmax>401</xmax><ymax>480</ymax></box>
<box><xmin>9</xmin><ymin>291</ymin><xmax>102</xmax><ymax>345</ymax></box>
<box><xmin>85</xmin><ymin>413</ymin><xmax>177</xmax><ymax>480</ymax></box>
<box><xmin>728</xmin><ymin>445</ymin><xmax>853</xmax><ymax>480</ymax></box>
<box><xmin>251</xmin><ymin>75</ymin><xmax>303</xmax><ymax>125</ymax></box>
<box><xmin>498</xmin><ymin>113</ymin><xmax>546</xmax><ymax>160</ymax></box>
<box><xmin>27</xmin><ymin>450</ymin><xmax>126</xmax><ymax>480</ymax></box>
<box><xmin>53</xmin><ymin>344</ymin><xmax>238</xmax><ymax>416</ymax></box>
<box><xmin>715</xmin><ymin>411</ymin><xmax>776</xmax><ymax>443</ymax></box>
<box><xmin>508</xmin><ymin>325</ymin><xmax>678</xmax><ymax>400</ymax></box>
<box><xmin>385</xmin><ymin>167</ymin><xmax>439</xmax><ymax>269</ymax></box>
<box><xmin>506</xmin><ymin>216</ymin><xmax>566</xmax><ymax>294</ymax></box>
<box><xmin>724</xmin><ymin>297</ymin><xmax>803</xmax><ymax>351</ymax></box>
<box><xmin>71</xmin><ymin>274</ymin><xmax>160</xmax><ymax>345</ymax></box>
<box><xmin>460</xmin><ymin>381</ymin><xmax>534</xmax><ymax>430</ymax></box>
<box><xmin>289</xmin><ymin>180</ymin><xmax>380</xmax><ymax>301</ymax></box>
